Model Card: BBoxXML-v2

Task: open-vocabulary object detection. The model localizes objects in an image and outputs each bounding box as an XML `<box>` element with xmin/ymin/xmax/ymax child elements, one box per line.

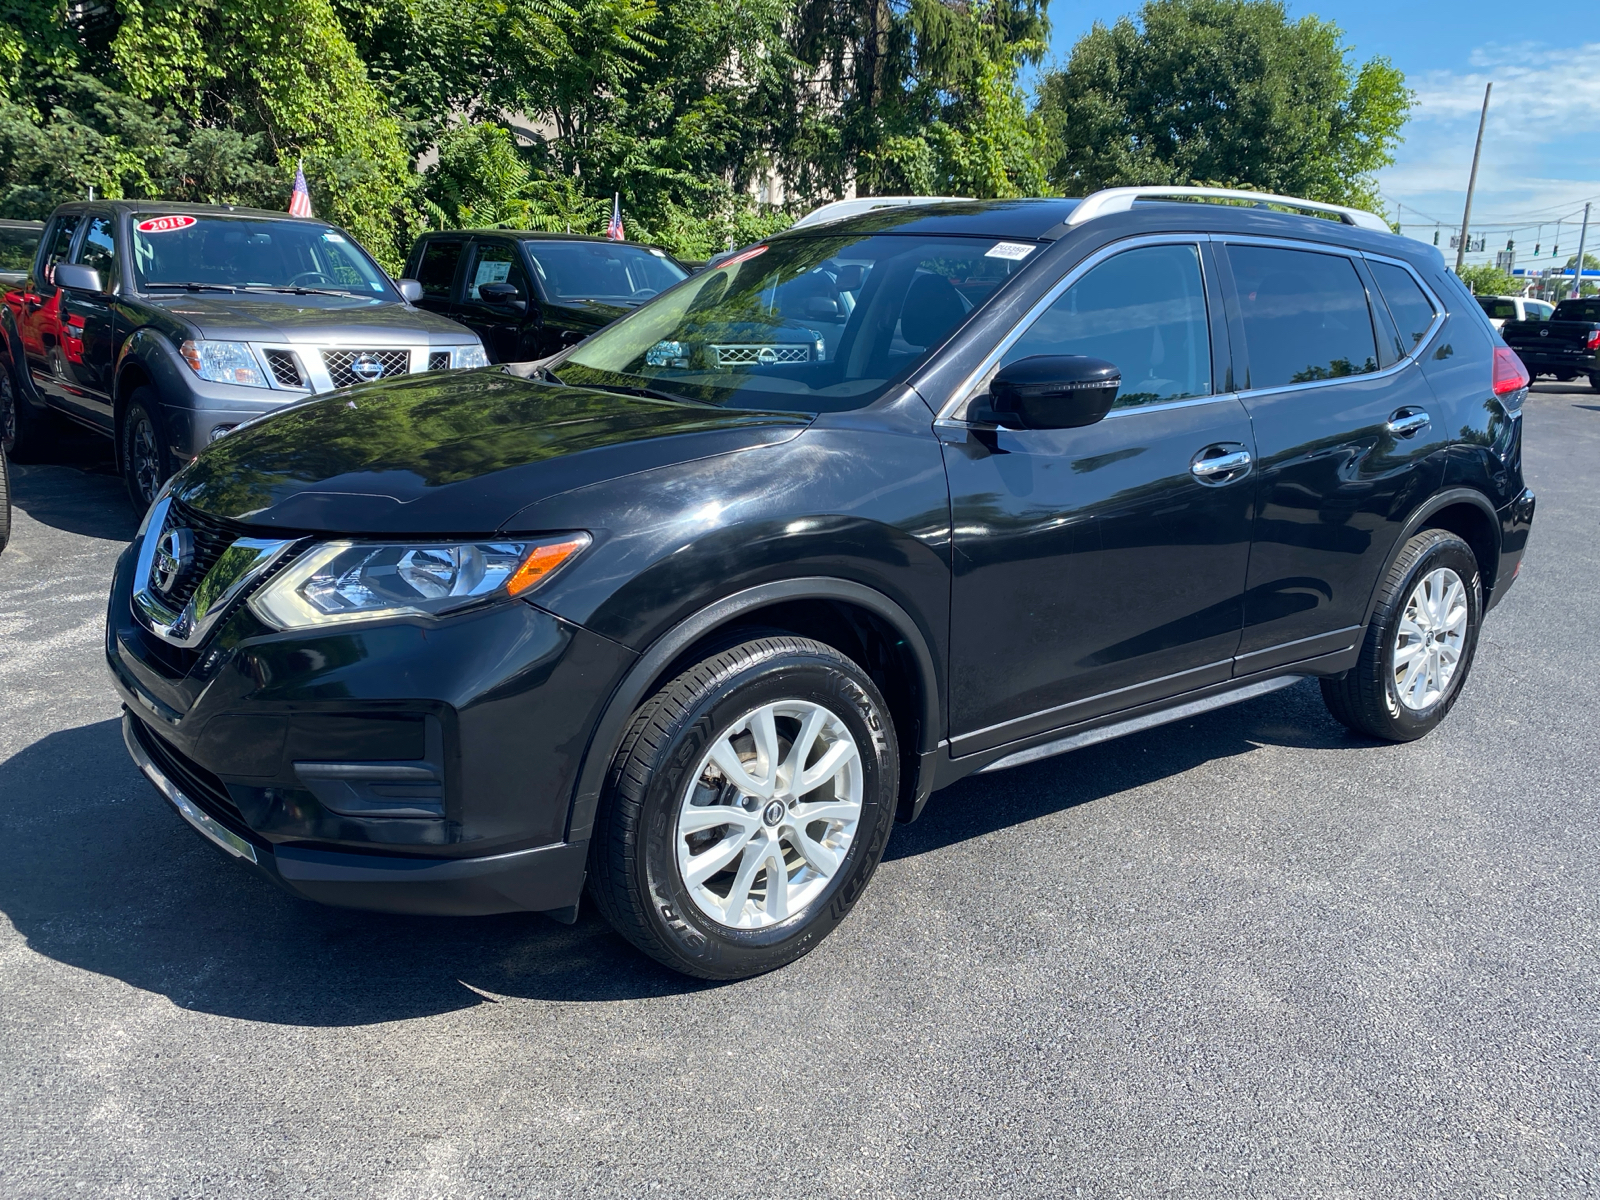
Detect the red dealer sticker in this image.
<box><xmin>135</xmin><ymin>215</ymin><xmax>198</xmax><ymax>234</ymax></box>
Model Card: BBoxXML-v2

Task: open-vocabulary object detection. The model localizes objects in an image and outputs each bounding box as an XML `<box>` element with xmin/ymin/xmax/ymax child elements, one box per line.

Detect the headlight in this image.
<box><xmin>248</xmin><ymin>534</ymin><xmax>589</xmax><ymax>630</ymax></box>
<box><xmin>179</xmin><ymin>340</ymin><xmax>268</xmax><ymax>388</ymax></box>
<box><xmin>451</xmin><ymin>345</ymin><xmax>490</xmax><ymax>369</ymax></box>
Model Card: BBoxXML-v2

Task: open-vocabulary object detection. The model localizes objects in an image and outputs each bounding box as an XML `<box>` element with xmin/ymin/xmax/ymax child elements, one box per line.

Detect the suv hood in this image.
<box><xmin>172</xmin><ymin>369</ymin><xmax>811</xmax><ymax>533</ymax></box>
<box><xmin>143</xmin><ymin>293</ymin><xmax>469</xmax><ymax>343</ymax></box>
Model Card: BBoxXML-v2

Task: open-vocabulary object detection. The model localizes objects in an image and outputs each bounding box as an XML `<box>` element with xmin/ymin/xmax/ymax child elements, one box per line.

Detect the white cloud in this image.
<box><xmin>1378</xmin><ymin>41</ymin><xmax>1600</xmax><ymax>248</ymax></box>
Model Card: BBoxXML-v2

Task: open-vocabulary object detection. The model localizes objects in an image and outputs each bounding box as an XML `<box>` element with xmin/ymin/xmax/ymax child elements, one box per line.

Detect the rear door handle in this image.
<box><xmin>1387</xmin><ymin>409</ymin><xmax>1430</xmax><ymax>437</ymax></box>
<box><xmin>1190</xmin><ymin>447</ymin><xmax>1252</xmax><ymax>482</ymax></box>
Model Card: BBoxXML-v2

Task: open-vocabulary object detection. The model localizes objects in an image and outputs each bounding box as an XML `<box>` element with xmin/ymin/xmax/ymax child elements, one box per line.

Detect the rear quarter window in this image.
<box><xmin>1369</xmin><ymin>261</ymin><xmax>1438</xmax><ymax>355</ymax></box>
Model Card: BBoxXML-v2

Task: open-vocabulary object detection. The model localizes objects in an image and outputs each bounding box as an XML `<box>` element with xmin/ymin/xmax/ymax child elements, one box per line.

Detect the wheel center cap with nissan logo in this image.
<box><xmin>151</xmin><ymin>527</ymin><xmax>194</xmax><ymax>596</ymax></box>
<box><xmin>763</xmin><ymin>800</ymin><xmax>786</xmax><ymax>827</ymax></box>
<box><xmin>350</xmin><ymin>353</ymin><xmax>386</xmax><ymax>382</ymax></box>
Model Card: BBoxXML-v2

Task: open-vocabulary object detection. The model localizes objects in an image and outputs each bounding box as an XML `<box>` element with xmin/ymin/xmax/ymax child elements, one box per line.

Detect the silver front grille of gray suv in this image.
<box><xmin>323</xmin><ymin>349</ymin><xmax>410</xmax><ymax>389</ymax></box>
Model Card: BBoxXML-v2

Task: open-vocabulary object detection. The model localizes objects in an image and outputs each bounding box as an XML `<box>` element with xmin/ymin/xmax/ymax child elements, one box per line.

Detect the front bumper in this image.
<box><xmin>107</xmin><ymin>537</ymin><xmax>636</xmax><ymax>916</ymax></box>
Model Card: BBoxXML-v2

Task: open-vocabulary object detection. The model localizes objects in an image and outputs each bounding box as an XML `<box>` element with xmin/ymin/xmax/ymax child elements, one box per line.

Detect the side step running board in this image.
<box><xmin>977</xmin><ymin>675</ymin><xmax>1303</xmax><ymax>775</ymax></box>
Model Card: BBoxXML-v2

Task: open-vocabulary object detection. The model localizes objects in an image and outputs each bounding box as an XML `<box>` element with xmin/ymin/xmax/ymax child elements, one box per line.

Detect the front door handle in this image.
<box><xmin>1388</xmin><ymin>408</ymin><xmax>1430</xmax><ymax>437</ymax></box>
<box><xmin>1190</xmin><ymin>446</ymin><xmax>1252</xmax><ymax>483</ymax></box>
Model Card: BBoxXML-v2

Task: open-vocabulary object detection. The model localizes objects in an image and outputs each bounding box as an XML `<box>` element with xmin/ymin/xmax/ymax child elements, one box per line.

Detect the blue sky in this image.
<box><xmin>1036</xmin><ymin>1</ymin><xmax>1600</xmax><ymax>265</ymax></box>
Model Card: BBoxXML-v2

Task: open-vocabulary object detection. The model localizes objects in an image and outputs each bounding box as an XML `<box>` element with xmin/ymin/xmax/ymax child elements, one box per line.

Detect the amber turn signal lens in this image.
<box><xmin>506</xmin><ymin>535</ymin><xmax>591</xmax><ymax>597</ymax></box>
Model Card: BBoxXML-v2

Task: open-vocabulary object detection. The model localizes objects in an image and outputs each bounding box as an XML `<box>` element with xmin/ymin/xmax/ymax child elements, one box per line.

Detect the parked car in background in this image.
<box><xmin>1477</xmin><ymin>294</ymin><xmax>1554</xmax><ymax>330</ymax></box>
<box><xmin>403</xmin><ymin>231</ymin><xmax>689</xmax><ymax>360</ymax></box>
<box><xmin>0</xmin><ymin>219</ymin><xmax>44</xmax><ymax>287</ymax></box>
<box><xmin>109</xmin><ymin>186</ymin><xmax>1533</xmax><ymax>981</ymax></box>
<box><xmin>1502</xmin><ymin>295</ymin><xmax>1600</xmax><ymax>387</ymax></box>
<box><xmin>0</xmin><ymin>201</ymin><xmax>488</xmax><ymax>508</ymax></box>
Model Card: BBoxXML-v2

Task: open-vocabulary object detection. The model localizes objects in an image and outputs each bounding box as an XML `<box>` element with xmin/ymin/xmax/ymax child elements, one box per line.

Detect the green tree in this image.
<box><xmin>1034</xmin><ymin>0</ymin><xmax>1411</xmax><ymax>212</ymax></box>
<box><xmin>1456</xmin><ymin>263</ymin><xmax>1516</xmax><ymax>296</ymax></box>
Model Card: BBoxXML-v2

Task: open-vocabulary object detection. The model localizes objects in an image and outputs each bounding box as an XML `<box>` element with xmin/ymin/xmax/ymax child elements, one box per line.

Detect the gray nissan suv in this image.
<box><xmin>0</xmin><ymin>201</ymin><xmax>487</xmax><ymax>508</ymax></box>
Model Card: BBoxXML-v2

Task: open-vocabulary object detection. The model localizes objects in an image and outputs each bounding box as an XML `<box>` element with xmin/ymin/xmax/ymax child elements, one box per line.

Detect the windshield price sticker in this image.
<box><xmin>322</xmin><ymin>232</ymin><xmax>347</xmax><ymax>244</ymax></box>
<box><xmin>985</xmin><ymin>241</ymin><xmax>1036</xmax><ymax>261</ymax></box>
<box><xmin>136</xmin><ymin>215</ymin><xmax>198</xmax><ymax>234</ymax></box>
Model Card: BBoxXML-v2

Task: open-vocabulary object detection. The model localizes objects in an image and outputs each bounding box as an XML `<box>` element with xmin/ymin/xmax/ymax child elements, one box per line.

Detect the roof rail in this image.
<box><xmin>1066</xmin><ymin>187</ymin><xmax>1391</xmax><ymax>233</ymax></box>
<box><xmin>790</xmin><ymin>196</ymin><xmax>973</xmax><ymax>231</ymax></box>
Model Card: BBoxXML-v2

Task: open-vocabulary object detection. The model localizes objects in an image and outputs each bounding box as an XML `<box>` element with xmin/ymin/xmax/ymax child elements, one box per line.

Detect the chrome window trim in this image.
<box><xmin>132</xmin><ymin>495</ymin><xmax>300</xmax><ymax>648</ymax></box>
<box><xmin>1211</xmin><ymin>234</ymin><xmax>1448</xmax><ymax>403</ymax></box>
<box><xmin>936</xmin><ymin>233</ymin><xmax>1210</xmax><ymax>420</ymax></box>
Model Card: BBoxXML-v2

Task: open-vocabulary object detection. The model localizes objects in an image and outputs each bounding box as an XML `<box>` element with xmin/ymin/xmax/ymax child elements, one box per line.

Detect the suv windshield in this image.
<box><xmin>524</xmin><ymin>241</ymin><xmax>686</xmax><ymax>304</ymax></box>
<box><xmin>556</xmin><ymin>233</ymin><xmax>1038</xmax><ymax>412</ymax></box>
<box><xmin>130</xmin><ymin>214</ymin><xmax>396</xmax><ymax>298</ymax></box>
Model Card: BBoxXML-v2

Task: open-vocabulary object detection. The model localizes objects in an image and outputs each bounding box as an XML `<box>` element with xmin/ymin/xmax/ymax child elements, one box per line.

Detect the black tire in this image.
<box><xmin>0</xmin><ymin>357</ymin><xmax>57</xmax><ymax>463</ymax></box>
<box><xmin>1320</xmin><ymin>529</ymin><xmax>1483</xmax><ymax>742</ymax></box>
<box><xmin>1553</xmin><ymin>370</ymin><xmax>1577</xmax><ymax>382</ymax></box>
<box><xmin>1588</xmin><ymin>372</ymin><xmax>1600</xmax><ymax>391</ymax></box>
<box><xmin>119</xmin><ymin>388</ymin><xmax>176</xmax><ymax>512</ymax></box>
<box><xmin>589</xmin><ymin>636</ymin><xmax>899</xmax><ymax>980</ymax></box>
<box><xmin>0</xmin><ymin>439</ymin><xmax>10</xmax><ymax>556</ymax></box>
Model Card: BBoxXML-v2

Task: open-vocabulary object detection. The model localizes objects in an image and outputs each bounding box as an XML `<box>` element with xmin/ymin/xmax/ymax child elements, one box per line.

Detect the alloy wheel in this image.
<box><xmin>128</xmin><ymin>413</ymin><xmax>162</xmax><ymax>505</ymax></box>
<box><xmin>1392</xmin><ymin>566</ymin><xmax>1468</xmax><ymax>711</ymax></box>
<box><xmin>675</xmin><ymin>699</ymin><xmax>863</xmax><ymax>929</ymax></box>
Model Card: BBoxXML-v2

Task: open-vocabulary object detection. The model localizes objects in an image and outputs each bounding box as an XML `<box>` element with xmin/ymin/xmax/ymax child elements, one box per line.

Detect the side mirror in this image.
<box><xmin>478</xmin><ymin>281</ymin><xmax>523</xmax><ymax>307</ymax></box>
<box><xmin>983</xmin><ymin>355</ymin><xmax>1120</xmax><ymax>429</ymax></box>
<box><xmin>397</xmin><ymin>278</ymin><xmax>423</xmax><ymax>303</ymax></box>
<box><xmin>54</xmin><ymin>264</ymin><xmax>106</xmax><ymax>296</ymax></box>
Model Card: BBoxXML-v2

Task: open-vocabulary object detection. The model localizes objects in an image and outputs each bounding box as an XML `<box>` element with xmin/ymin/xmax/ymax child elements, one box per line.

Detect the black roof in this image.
<box><xmin>0</xmin><ymin>218</ymin><xmax>44</xmax><ymax>230</ymax></box>
<box><xmin>417</xmin><ymin>227</ymin><xmax>684</xmax><ymax>258</ymax></box>
<box><xmin>49</xmin><ymin>199</ymin><xmax>326</xmax><ymax>223</ymax></box>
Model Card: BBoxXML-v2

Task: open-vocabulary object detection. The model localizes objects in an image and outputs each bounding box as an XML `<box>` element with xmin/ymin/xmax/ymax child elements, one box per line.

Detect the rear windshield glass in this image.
<box><xmin>1553</xmin><ymin>299</ymin><xmax>1600</xmax><ymax>322</ymax></box>
<box><xmin>130</xmin><ymin>215</ymin><xmax>395</xmax><ymax>298</ymax></box>
<box><xmin>1479</xmin><ymin>297</ymin><xmax>1517</xmax><ymax>319</ymax></box>
<box><xmin>523</xmin><ymin>241</ymin><xmax>687</xmax><ymax>304</ymax></box>
<box><xmin>0</xmin><ymin>226</ymin><xmax>40</xmax><ymax>272</ymax></box>
<box><xmin>556</xmin><ymin>233</ymin><xmax>1038</xmax><ymax>412</ymax></box>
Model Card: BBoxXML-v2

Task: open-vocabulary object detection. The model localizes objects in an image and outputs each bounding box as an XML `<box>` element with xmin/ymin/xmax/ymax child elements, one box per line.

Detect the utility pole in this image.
<box><xmin>1457</xmin><ymin>81</ymin><xmax>1492</xmax><ymax>272</ymax></box>
<box><xmin>1569</xmin><ymin>202</ymin><xmax>1591</xmax><ymax>302</ymax></box>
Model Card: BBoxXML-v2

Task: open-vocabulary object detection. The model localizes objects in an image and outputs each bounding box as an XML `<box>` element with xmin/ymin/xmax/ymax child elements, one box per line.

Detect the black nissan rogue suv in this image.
<box><xmin>107</xmin><ymin>189</ymin><xmax>1537</xmax><ymax>980</ymax></box>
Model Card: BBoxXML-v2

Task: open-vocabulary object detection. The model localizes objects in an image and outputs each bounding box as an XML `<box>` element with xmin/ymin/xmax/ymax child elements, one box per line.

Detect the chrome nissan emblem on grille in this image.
<box><xmin>1540</xmin><ymin>328</ymin><xmax>1549</xmax><ymax>337</ymax></box>
<box><xmin>151</xmin><ymin>528</ymin><xmax>194</xmax><ymax>596</ymax></box>
<box><xmin>350</xmin><ymin>353</ymin><xmax>386</xmax><ymax>382</ymax></box>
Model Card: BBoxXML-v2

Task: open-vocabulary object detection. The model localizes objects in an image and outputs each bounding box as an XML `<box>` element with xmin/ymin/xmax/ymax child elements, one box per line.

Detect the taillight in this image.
<box><xmin>1586</xmin><ymin>328</ymin><xmax>1600</xmax><ymax>351</ymax></box>
<box><xmin>1492</xmin><ymin>345</ymin><xmax>1530</xmax><ymax>396</ymax></box>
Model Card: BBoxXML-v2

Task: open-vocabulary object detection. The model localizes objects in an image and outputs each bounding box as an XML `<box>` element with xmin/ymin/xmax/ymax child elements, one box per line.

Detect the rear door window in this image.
<box><xmin>1000</xmin><ymin>242</ymin><xmax>1212</xmax><ymax>408</ymax></box>
<box><xmin>1226</xmin><ymin>245</ymin><xmax>1379</xmax><ymax>390</ymax></box>
<box><xmin>1369</xmin><ymin>261</ymin><xmax>1438</xmax><ymax>356</ymax></box>
<box><xmin>415</xmin><ymin>238</ymin><xmax>465</xmax><ymax>301</ymax></box>
<box><xmin>38</xmin><ymin>214</ymin><xmax>83</xmax><ymax>293</ymax></box>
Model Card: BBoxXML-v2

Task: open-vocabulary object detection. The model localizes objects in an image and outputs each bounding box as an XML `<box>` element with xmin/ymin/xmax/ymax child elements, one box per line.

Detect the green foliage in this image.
<box><xmin>1456</xmin><ymin>264</ymin><xmax>1517</xmax><ymax>296</ymax></box>
<box><xmin>1034</xmin><ymin>0</ymin><xmax>1412</xmax><ymax>212</ymax></box>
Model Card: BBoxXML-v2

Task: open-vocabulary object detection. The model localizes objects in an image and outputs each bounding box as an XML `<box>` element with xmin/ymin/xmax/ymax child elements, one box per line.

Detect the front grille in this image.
<box><xmin>263</xmin><ymin>348</ymin><xmax>306</xmax><ymax>389</ymax></box>
<box><xmin>323</xmin><ymin>348</ymin><xmax>410</xmax><ymax>389</ymax></box>
<box><xmin>709</xmin><ymin>343</ymin><xmax>814</xmax><ymax>367</ymax></box>
<box><xmin>133</xmin><ymin>718</ymin><xmax>251</xmax><ymax>833</ymax></box>
<box><xmin>427</xmin><ymin>351</ymin><xmax>451</xmax><ymax>372</ymax></box>
<box><xmin>154</xmin><ymin>499</ymin><xmax>242</xmax><ymax>610</ymax></box>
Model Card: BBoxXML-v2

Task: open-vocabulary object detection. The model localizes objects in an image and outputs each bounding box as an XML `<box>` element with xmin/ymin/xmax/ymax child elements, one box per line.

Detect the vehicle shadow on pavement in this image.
<box><xmin>8</xmin><ymin>441</ymin><xmax>138</xmax><ymax>544</ymax></box>
<box><xmin>886</xmin><ymin>679</ymin><xmax>1359</xmax><ymax>862</ymax></box>
<box><xmin>0</xmin><ymin>687</ymin><xmax>1364</xmax><ymax>1025</ymax></box>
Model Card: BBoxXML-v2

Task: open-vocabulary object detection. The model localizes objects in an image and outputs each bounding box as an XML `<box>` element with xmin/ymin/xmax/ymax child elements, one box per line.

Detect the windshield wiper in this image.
<box><xmin>144</xmin><ymin>281</ymin><xmax>238</xmax><ymax>292</ymax></box>
<box><xmin>239</xmin><ymin>285</ymin><xmax>362</xmax><ymax>298</ymax></box>
<box><xmin>572</xmin><ymin>380</ymin><xmax>699</xmax><ymax>406</ymax></box>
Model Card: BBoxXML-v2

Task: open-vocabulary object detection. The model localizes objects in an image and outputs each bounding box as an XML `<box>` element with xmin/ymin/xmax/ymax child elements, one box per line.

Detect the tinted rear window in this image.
<box><xmin>1479</xmin><ymin>298</ymin><xmax>1517</xmax><ymax>319</ymax></box>
<box><xmin>416</xmin><ymin>239</ymin><xmax>464</xmax><ymax>299</ymax></box>
<box><xmin>0</xmin><ymin>226</ymin><xmax>39</xmax><ymax>271</ymax></box>
<box><xmin>1553</xmin><ymin>299</ymin><xmax>1600</xmax><ymax>322</ymax></box>
<box><xmin>1227</xmin><ymin>245</ymin><xmax>1379</xmax><ymax>389</ymax></box>
<box><xmin>1370</xmin><ymin>261</ymin><xmax>1438</xmax><ymax>354</ymax></box>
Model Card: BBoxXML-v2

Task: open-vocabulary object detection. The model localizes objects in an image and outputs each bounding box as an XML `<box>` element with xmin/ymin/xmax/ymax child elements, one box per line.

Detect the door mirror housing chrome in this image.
<box><xmin>54</xmin><ymin>263</ymin><xmax>106</xmax><ymax>296</ymax></box>
<box><xmin>980</xmin><ymin>355</ymin><xmax>1121</xmax><ymax>430</ymax></box>
<box><xmin>397</xmin><ymin>278</ymin><xmax>424</xmax><ymax>303</ymax></box>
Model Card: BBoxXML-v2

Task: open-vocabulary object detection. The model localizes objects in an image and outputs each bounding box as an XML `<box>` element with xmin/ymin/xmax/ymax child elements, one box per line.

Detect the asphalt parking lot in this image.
<box><xmin>1</xmin><ymin>384</ymin><xmax>1596</xmax><ymax>1198</ymax></box>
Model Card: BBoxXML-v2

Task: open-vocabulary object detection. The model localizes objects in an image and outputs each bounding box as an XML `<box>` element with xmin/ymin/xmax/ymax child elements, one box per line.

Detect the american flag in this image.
<box><xmin>288</xmin><ymin>161</ymin><xmax>313</xmax><ymax>218</ymax></box>
<box><xmin>606</xmin><ymin>193</ymin><xmax>624</xmax><ymax>241</ymax></box>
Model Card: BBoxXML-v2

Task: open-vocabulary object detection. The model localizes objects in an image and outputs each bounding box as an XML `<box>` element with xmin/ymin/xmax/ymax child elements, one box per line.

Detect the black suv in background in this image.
<box><xmin>403</xmin><ymin>230</ymin><xmax>689</xmax><ymax>361</ymax></box>
<box><xmin>108</xmin><ymin>189</ymin><xmax>1535</xmax><ymax>980</ymax></box>
<box><xmin>0</xmin><ymin>202</ymin><xmax>487</xmax><ymax>508</ymax></box>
